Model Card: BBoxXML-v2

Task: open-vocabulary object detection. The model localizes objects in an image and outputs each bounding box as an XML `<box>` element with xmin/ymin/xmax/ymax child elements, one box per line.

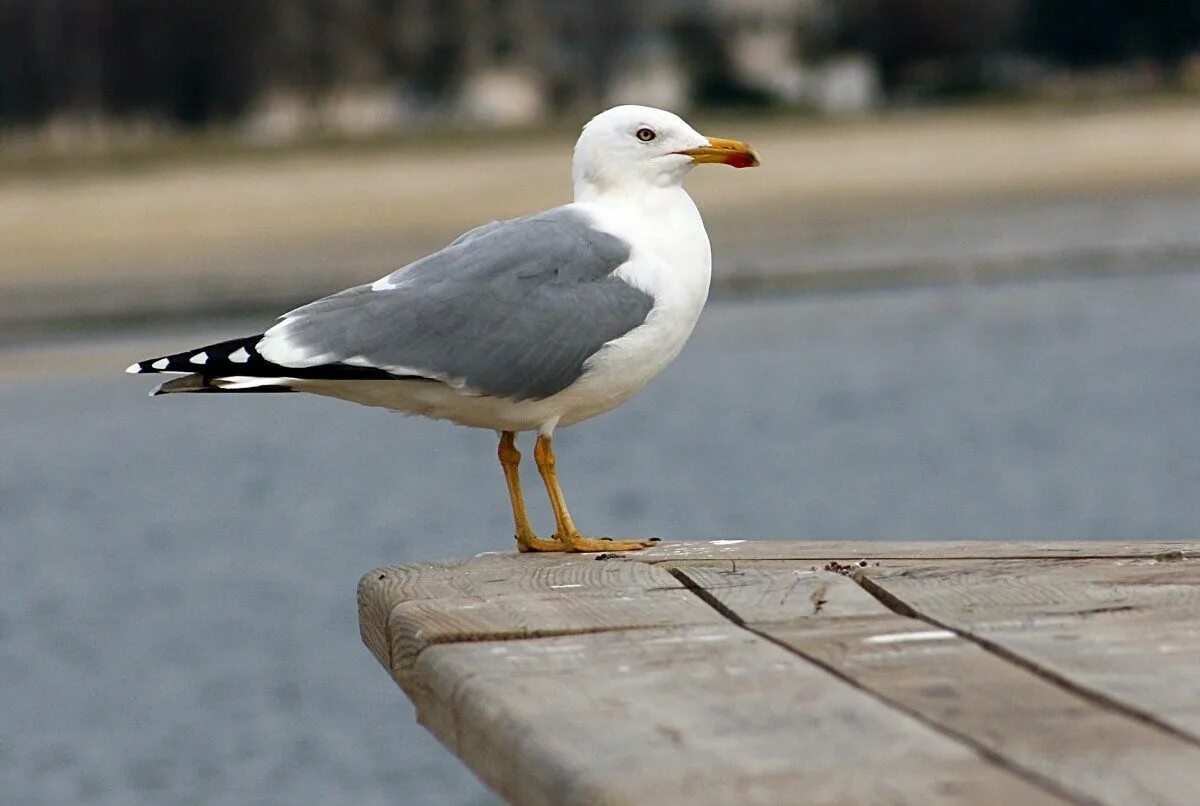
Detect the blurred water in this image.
<box><xmin>3</xmin><ymin>272</ymin><xmax>1199</xmax><ymax>805</ymax></box>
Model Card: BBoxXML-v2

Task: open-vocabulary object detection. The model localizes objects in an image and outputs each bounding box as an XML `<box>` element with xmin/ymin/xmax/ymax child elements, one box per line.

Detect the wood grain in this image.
<box><xmin>358</xmin><ymin>553</ymin><xmax>724</xmax><ymax>676</ymax></box>
<box><xmin>410</xmin><ymin>624</ymin><xmax>1062</xmax><ymax>806</ymax></box>
<box><xmin>861</xmin><ymin>557</ymin><xmax>1200</xmax><ymax>741</ymax></box>
<box><xmin>672</xmin><ymin>563</ymin><xmax>1200</xmax><ymax>805</ymax></box>
<box><xmin>665</xmin><ymin>563</ymin><xmax>892</xmax><ymax>621</ymax></box>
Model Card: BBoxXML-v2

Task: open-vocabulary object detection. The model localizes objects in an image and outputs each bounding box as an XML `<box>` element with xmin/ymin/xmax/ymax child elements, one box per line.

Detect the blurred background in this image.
<box><xmin>3</xmin><ymin>1</ymin><xmax>1199</xmax><ymax>804</ymax></box>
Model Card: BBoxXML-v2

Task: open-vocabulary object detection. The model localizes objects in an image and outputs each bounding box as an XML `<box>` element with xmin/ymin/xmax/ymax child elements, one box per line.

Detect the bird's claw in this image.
<box><xmin>556</xmin><ymin>534</ymin><xmax>656</xmax><ymax>553</ymax></box>
<box><xmin>515</xmin><ymin>532</ymin><xmax>567</xmax><ymax>553</ymax></box>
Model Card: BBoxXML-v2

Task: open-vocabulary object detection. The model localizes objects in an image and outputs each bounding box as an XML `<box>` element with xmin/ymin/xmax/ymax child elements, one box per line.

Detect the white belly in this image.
<box><xmin>292</xmin><ymin>290</ymin><xmax>706</xmax><ymax>432</ymax></box>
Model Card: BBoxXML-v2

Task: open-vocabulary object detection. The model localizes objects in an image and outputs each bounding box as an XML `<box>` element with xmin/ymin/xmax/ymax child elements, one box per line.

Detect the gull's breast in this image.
<box><xmin>551</xmin><ymin>194</ymin><xmax>713</xmax><ymax>427</ymax></box>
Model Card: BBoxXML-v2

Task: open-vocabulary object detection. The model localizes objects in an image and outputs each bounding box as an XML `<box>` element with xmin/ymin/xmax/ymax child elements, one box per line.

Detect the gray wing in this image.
<box><xmin>447</xmin><ymin>219</ymin><xmax>507</xmax><ymax>246</ymax></box>
<box><xmin>258</xmin><ymin>208</ymin><xmax>653</xmax><ymax>401</ymax></box>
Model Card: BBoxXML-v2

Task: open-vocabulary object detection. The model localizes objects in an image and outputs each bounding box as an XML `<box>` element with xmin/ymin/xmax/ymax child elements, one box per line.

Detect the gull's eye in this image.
<box><xmin>636</xmin><ymin>127</ymin><xmax>656</xmax><ymax>142</ymax></box>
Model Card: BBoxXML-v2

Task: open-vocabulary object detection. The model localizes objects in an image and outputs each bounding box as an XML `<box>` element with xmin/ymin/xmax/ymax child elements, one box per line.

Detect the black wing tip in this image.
<box><xmin>128</xmin><ymin>332</ymin><xmax>415</xmax><ymax>384</ymax></box>
<box><xmin>125</xmin><ymin>334</ymin><xmax>266</xmax><ymax>377</ymax></box>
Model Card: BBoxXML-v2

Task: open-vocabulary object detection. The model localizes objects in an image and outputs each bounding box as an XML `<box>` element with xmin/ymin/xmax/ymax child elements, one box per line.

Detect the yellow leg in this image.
<box><xmin>533</xmin><ymin>434</ymin><xmax>655</xmax><ymax>553</ymax></box>
<box><xmin>498</xmin><ymin>432</ymin><xmax>563</xmax><ymax>552</ymax></box>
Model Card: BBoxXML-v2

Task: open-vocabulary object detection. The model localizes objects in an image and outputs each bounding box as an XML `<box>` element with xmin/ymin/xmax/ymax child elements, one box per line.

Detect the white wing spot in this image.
<box><xmin>190</xmin><ymin>352</ymin><xmax>208</xmax><ymax>365</ymax></box>
<box><xmin>229</xmin><ymin>347</ymin><xmax>250</xmax><ymax>363</ymax></box>
<box><xmin>152</xmin><ymin>358</ymin><xmax>170</xmax><ymax>370</ymax></box>
<box><xmin>125</xmin><ymin>363</ymin><xmax>142</xmax><ymax>374</ymax></box>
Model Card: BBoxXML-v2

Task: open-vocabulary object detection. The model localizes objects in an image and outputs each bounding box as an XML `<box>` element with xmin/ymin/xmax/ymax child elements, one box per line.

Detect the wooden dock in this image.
<box><xmin>358</xmin><ymin>541</ymin><xmax>1200</xmax><ymax>805</ymax></box>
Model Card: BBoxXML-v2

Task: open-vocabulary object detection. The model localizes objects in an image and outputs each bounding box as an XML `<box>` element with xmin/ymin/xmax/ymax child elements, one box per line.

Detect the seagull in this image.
<box><xmin>127</xmin><ymin>105</ymin><xmax>759</xmax><ymax>553</ymax></box>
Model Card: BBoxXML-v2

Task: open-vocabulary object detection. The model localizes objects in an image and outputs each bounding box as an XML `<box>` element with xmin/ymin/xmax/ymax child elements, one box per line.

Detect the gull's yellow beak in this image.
<box><xmin>678</xmin><ymin>137</ymin><xmax>760</xmax><ymax>168</ymax></box>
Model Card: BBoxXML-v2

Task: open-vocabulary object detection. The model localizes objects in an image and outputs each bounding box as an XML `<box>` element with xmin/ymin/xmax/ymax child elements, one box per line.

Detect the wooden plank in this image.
<box><xmin>358</xmin><ymin>553</ymin><xmax>725</xmax><ymax>676</ymax></box>
<box><xmin>409</xmin><ymin>624</ymin><xmax>1063</xmax><ymax>806</ymax></box>
<box><xmin>672</xmin><ymin>562</ymin><xmax>1200</xmax><ymax>805</ymax></box>
<box><xmin>631</xmin><ymin>540</ymin><xmax>1200</xmax><ymax>563</ymax></box>
<box><xmin>860</xmin><ymin>557</ymin><xmax>1200</xmax><ymax>741</ymax></box>
<box><xmin>664</xmin><ymin>563</ymin><xmax>891</xmax><ymax>621</ymax></box>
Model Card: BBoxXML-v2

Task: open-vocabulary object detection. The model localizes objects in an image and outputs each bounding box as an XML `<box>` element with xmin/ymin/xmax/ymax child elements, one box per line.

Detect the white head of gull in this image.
<box><xmin>127</xmin><ymin>105</ymin><xmax>758</xmax><ymax>553</ymax></box>
<box><xmin>573</xmin><ymin>105</ymin><xmax>757</xmax><ymax>197</ymax></box>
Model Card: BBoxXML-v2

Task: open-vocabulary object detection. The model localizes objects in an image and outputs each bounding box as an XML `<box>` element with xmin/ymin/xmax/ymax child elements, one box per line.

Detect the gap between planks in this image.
<box><xmin>852</xmin><ymin>571</ymin><xmax>1200</xmax><ymax>752</ymax></box>
<box><xmin>663</xmin><ymin>566</ymin><xmax>1092</xmax><ymax>805</ymax></box>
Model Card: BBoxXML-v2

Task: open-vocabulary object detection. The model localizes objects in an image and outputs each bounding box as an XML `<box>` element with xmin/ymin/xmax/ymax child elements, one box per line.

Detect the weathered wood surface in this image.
<box><xmin>359</xmin><ymin>541</ymin><xmax>1200</xmax><ymax>805</ymax></box>
<box><xmin>856</xmin><ymin>557</ymin><xmax>1200</xmax><ymax>740</ymax></box>
<box><xmin>358</xmin><ymin>554</ymin><xmax>723</xmax><ymax>675</ymax></box>
<box><xmin>412</xmin><ymin>626</ymin><xmax>1059</xmax><ymax>806</ymax></box>
<box><xmin>669</xmin><ymin>563</ymin><xmax>1200</xmax><ymax>805</ymax></box>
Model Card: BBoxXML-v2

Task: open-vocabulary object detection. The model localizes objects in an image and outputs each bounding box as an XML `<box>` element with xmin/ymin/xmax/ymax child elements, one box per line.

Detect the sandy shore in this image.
<box><xmin>4</xmin><ymin>103</ymin><xmax>1200</xmax><ymax>333</ymax></box>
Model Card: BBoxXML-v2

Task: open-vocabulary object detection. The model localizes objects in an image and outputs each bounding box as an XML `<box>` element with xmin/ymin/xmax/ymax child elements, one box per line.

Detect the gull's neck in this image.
<box><xmin>573</xmin><ymin>175</ymin><xmax>693</xmax><ymax>214</ymax></box>
<box><xmin>572</xmin><ymin>174</ymin><xmax>712</xmax><ymax>316</ymax></box>
<box><xmin>572</xmin><ymin>174</ymin><xmax>704</xmax><ymax>247</ymax></box>
<box><xmin>573</xmin><ymin>175</ymin><xmax>672</xmax><ymax>201</ymax></box>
